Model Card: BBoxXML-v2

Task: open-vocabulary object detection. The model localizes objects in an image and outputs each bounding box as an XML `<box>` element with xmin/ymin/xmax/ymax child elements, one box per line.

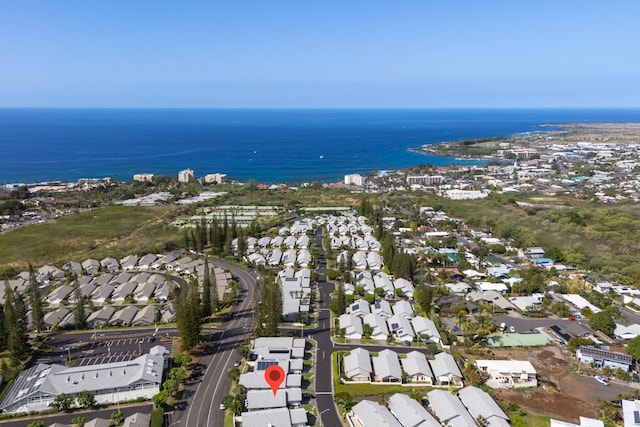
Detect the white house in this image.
<box><xmin>401</xmin><ymin>351</ymin><xmax>434</xmax><ymax>384</ymax></box>
<box><xmin>372</xmin><ymin>349</ymin><xmax>402</xmax><ymax>383</ymax></box>
<box><xmin>411</xmin><ymin>316</ymin><xmax>442</xmax><ymax>344</ymax></box>
<box><xmin>430</xmin><ymin>352</ymin><xmax>463</xmax><ymax>386</ymax></box>
<box><xmin>458</xmin><ymin>386</ymin><xmax>510</xmax><ymax>427</ymax></box>
<box><xmin>388</xmin><ymin>393</ymin><xmax>440</xmax><ymax>427</ymax></box>
<box><xmin>363</xmin><ymin>314</ymin><xmax>390</xmax><ymax>341</ymax></box>
<box><xmin>348</xmin><ymin>400</ymin><xmax>401</xmax><ymax>427</ymax></box>
<box><xmin>475</xmin><ymin>359</ymin><xmax>537</xmax><ymax>389</ymax></box>
<box><xmin>343</xmin><ymin>348</ymin><xmax>372</xmax><ymax>382</ymax></box>
<box><xmin>339</xmin><ymin>314</ymin><xmax>364</xmax><ymax>340</ymax></box>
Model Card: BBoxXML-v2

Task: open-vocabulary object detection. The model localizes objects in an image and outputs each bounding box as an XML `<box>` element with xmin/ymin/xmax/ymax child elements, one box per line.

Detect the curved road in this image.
<box><xmin>176</xmin><ymin>259</ymin><xmax>258</xmax><ymax>427</ymax></box>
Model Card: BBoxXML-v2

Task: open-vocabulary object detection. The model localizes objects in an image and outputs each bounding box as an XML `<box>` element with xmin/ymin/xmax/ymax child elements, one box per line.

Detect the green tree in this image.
<box><xmin>50</xmin><ymin>394</ymin><xmax>74</xmax><ymax>412</ymax></box>
<box><xmin>27</xmin><ymin>422</ymin><xmax>45</xmax><ymax>427</ymax></box>
<box><xmin>255</xmin><ymin>274</ymin><xmax>282</xmax><ymax>337</ymax></box>
<box><xmin>175</xmin><ymin>277</ymin><xmax>202</xmax><ymax>351</ymax></box>
<box><xmin>73</xmin><ymin>277</ymin><xmax>87</xmax><ymax>330</ymax></box>
<box><xmin>174</xmin><ymin>353</ymin><xmax>192</xmax><ymax>368</ymax></box>
<box><xmin>237</xmin><ymin>345</ymin><xmax>251</xmax><ymax>359</ymax></box>
<box><xmin>71</xmin><ymin>416</ymin><xmax>86</xmax><ymax>427</ymax></box>
<box><xmin>4</xmin><ymin>280</ymin><xmax>28</xmax><ymax>364</ymax></box>
<box><xmin>413</xmin><ymin>283</ymin><xmax>434</xmax><ymax>317</ymax></box>
<box><xmin>628</xmin><ymin>336</ymin><xmax>640</xmax><ymax>361</ymax></box>
<box><xmin>77</xmin><ymin>390</ymin><xmax>96</xmax><ymax>409</ymax></box>
<box><xmin>330</xmin><ymin>283</ymin><xmax>347</xmax><ymax>315</ymax></box>
<box><xmin>201</xmin><ymin>257</ymin><xmax>212</xmax><ymax>318</ymax></box>
<box><xmin>362</xmin><ymin>323</ymin><xmax>372</xmax><ymax>338</ymax></box>
<box><xmin>111</xmin><ymin>411</ymin><xmax>124</xmax><ymax>425</ymax></box>
<box><xmin>28</xmin><ymin>264</ymin><xmax>44</xmax><ymax>332</ymax></box>
<box><xmin>589</xmin><ymin>311</ymin><xmax>616</xmax><ymax>335</ymax></box>
<box><xmin>152</xmin><ymin>390</ymin><xmax>169</xmax><ymax>407</ymax></box>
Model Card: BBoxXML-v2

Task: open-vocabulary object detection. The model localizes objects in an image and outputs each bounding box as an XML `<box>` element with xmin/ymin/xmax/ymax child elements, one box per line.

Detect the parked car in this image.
<box><xmin>595</xmin><ymin>375</ymin><xmax>610</xmax><ymax>386</ymax></box>
<box><xmin>233</xmin><ymin>360</ymin><xmax>241</xmax><ymax>367</ymax></box>
<box><xmin>220</xmin><ymin>403</ymin><xmax>226</xmax><ymax>410</ymax></box>
<box><xmin>509</xmin><ymin>326</ymin><xmax>516</xmax><ymax>333</ymax></box>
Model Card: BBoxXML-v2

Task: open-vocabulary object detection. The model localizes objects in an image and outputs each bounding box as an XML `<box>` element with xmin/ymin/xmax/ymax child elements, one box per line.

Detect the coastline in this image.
<box><xmin>3</xmin><ymin>108</ymin><xmax>640</xmax><ymax>185</ymax></box>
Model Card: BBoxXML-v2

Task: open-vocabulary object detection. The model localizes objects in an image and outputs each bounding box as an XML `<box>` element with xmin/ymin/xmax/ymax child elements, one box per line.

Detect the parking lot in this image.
<box><xmin>37</xmin><ymin>330</ymin><xmax>178</xmax><ymax>367</ymax></box>
<box><xmin>72</xmin><ymin>336</ymin><xmax>170</xmax><ymax>366</ymax></box>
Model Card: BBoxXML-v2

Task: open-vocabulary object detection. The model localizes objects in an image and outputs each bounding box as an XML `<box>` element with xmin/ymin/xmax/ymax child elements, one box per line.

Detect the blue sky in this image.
<box><xmin>1</xmin><ymin>1</ymin><xmax>639</xmax><ymax>108</ymax></box>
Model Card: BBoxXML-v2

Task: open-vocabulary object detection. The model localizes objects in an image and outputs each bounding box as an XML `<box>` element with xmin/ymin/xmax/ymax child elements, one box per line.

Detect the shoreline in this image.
<box><xmin>4</xmin><ymin>121</ymin><xmax>640</xmax><ymax>188</ymax></box>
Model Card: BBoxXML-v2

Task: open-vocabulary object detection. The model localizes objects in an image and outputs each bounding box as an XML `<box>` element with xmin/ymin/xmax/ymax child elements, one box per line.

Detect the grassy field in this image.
<box><xmin>0</xmin><ymin>205</ymin><xmax>180</xmax><ymax>268</ymax></box>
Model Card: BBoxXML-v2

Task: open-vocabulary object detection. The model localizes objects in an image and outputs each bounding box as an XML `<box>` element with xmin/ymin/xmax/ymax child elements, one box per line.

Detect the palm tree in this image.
<box><xmin>457</xmin><ymin>312</ymin><xmax>473</xmax><ymax>340</ymax></box>
<box><xmin>475</xmin><ymin>314</ymin><xmax>494</xmax><ymax>338</ymax></box>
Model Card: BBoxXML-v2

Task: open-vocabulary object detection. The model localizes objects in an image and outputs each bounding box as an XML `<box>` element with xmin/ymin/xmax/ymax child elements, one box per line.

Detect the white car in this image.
<box><xmin>220</xmin><ymin>403</ymin><xmax>226</xmax><ymax>410</ymax></box>
<box><xmin>595</xmin><ymin>375</ymin><xmax>610</xmax><ymax>386</ymax></box>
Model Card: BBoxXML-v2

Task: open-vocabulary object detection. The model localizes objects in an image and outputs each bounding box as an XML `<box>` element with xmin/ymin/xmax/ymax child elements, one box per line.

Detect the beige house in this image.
<box><xmin>476</xmin><ymin>359</ymin><xmax>537</xmax><ymax>389</ymax></box>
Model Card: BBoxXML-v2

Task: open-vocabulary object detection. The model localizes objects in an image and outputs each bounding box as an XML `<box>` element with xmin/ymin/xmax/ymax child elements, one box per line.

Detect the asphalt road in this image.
<box><xmin>312</xmin><ymin>228</ymin><xmax>344</xmax><ymax>427</ymax></box>
<box><xmin>177</xmin><ymin>259</ymin><xmax>257</xmax><ymax>427</ymax></box>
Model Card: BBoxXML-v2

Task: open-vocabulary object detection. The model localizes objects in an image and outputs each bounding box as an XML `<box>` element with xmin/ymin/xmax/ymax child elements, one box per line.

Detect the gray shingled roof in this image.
<box><xmin>388</xmin><ymin>393</ymin><xmax>440</xmax><ymax>427</ymax></box>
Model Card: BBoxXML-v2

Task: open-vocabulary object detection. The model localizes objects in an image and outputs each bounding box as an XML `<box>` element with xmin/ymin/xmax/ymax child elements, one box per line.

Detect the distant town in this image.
<box><xmin>2</xmin><ymin>123</ymin><xmax>640</xmax><ymax>426</ymax></box>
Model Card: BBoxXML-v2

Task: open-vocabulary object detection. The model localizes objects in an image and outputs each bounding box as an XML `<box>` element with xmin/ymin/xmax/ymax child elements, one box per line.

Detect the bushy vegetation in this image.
<box><xmin>0</xmin><ymin>205</ymin><xmax>179</xmax><ymax>268</ymax></box>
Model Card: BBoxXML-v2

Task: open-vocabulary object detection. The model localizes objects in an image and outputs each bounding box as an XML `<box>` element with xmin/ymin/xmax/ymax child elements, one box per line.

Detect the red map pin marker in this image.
<box><xmin>264</xmin><ymin>365</ymin><xmax>286</xmax><ymax>396</ymax></box>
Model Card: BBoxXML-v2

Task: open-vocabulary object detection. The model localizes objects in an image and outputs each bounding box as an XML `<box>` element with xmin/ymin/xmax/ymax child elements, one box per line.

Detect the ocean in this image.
<box><xmin>1</xmin><ymin>108</ymin><xmax>640</xmax><ymax>185</ymax></box>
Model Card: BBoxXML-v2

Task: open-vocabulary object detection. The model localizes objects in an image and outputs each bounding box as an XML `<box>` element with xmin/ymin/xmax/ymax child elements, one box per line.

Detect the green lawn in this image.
<box><xmin>0</xmin><ymin>205</ymin><xmax>180</xmax><ymax>268</ymax></box>
<box><xmin>332</xmin><ymin>352</ymin><xmax>433</xmax><ymax>398</ymax></box>
<box><xmin>510</xmin><ymin>412</ymin><xmax>552</xmax><ymax>427</ymax></box>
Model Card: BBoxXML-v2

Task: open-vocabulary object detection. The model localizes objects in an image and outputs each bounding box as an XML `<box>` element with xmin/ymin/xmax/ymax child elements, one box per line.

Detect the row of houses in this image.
<box><xmin>343</xmin><ymin>348</ymin><xmax>463</xmax><ymax>386</ymax></box>
<box><xmin>238</xmin><ymin>338</ymin><xmax>309</xmax><ymax>427</ymax></box>
<box><xmin>347</xmin><ymin>386</ymin><xmax>509</xmax><ymax>427</ymax></box>
<box><xmin>46</xmin><ymin>272</ymin><xmax>175</xmax><ymax>307</ymax></box>
<box><xmin>247</xmin><ymin>248</ymin><xmax>313</xmax><ymax>268</ymax></box>
<box><xmin>38</xmin><ymin>303</ymin><xmax>173</xmax><ymax>331</ymax></box>
<box><xmin>4</xmin><ymin>251</ymin><xmax>231</xmax><ymax>332</ymax></box>
<box><xmin>278</xmin><ymin>268</ymin><xmax>313</xmax><ymax>322</ymax></box>
<box><xmin>346</xmin><ymin>271</ymin><xmax>415</xmax><ymax>298</ymax></box>
<box><xmin>340</xmin><ymin>311</ymin><xmax>441</xmax><ymax>345</ymax></box>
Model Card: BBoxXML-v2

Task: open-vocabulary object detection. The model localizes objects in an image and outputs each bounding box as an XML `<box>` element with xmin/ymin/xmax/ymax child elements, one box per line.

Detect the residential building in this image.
<box><xmin>411</xmin><ymin>316</ymin><xmax>442</xmax><ymax>344</ymax></box>
<box><xmin>86</xmin><ymin>306</ymin><xmax>115</xmax><ymax>329</ymax></box>
<box><xmin>362</xmin><ymin>313</ymin><xmax>390</xmax><ymax>341</ymax></box>
<box><xmin>204</xmin><ymin>173</ymin><xmax>228</xmax><ymax>184</ymax></box>
<box><xmin>430</xmin><ymin>352</ymin><xmax>463</xmax><ymax>386</ymax></box>
<box><xmin>426</xmin><ymin>389</ymin><xmax>476</xmax><ymax>427</ymax></box>
<box><xmin>343</xmin><ymin>348</ymin><xmax>372</xmax><ymax>382</ymax></box>
<box><xmin>458</xmin><ymin>386</ymin><xmax>510</xmax><ymax>427</ymax></box>
<box><xmin>241</xmin><ymin>407</ymin><xmax>308</xmax><ymax>427</ymax></box>
<box><xmin>133</xmin><ymin>173</ymin><xmax>154</xmax><ymax>182</ymax></box>
<box><xmin>549</xmin><ymin>417</ymin><xmax>605</xmax><ymax>427</ymax></box>
<box><xmin>622</xmin><ymin>399</ymin><xmax>640</xmax><ymax>427</ymax></box>
<box><xmin>388</xmin><ymin>393</ymin><xmax>440</xmax><ymax>427</ymax></box>
<box><xmin>372</xmin><ymin>349</ymin><xmax>402</xmax><ymax>383</ymax></box>
<box><xmin>339</xmin><ymin>314</ymin><xmax>364</xmax><ymax>340</ymax></box>
<box><xmin>344</xmin><ymin>174</ymin><xmax>365</xmax><ymax>186</ymax></box>
<box><xmin>577</xmin><ymin>346</ymin><xmax>634</xmax><ymax>371</ymax></box>
<box><xmin>475</xmin><ymin>359</ymin><xmax>537</xmax><ymax>389</ymax></box>
<box><xmin>401</xmin><ymin>351</ymin><xmax>434</xmax><ymax>384</ymax></box>
<box><xmin>348</xmin><ymin>400</ymin><xmax>402</xmax><ymax>427</ymax></box>
<box><xmin>177</xmin><ymin>169</ymin><xmax>195</xmax><ymax>183</ymax></box>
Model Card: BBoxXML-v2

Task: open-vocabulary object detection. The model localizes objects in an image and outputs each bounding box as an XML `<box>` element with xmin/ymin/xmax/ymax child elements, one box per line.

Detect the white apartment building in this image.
<box><xmin>178</xmin><ymin>169</ymin><xmax>195</xmax><ymax>183</ymax></box>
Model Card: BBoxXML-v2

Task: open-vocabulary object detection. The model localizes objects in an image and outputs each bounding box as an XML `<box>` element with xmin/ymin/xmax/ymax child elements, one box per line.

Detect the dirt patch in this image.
<box><xmin>467</xmin><ymin>346</ymin><xmax>601</xmax><ymax>421</ymax></box>
<box><xmin>493</xmin><ymin>387</ymin><xmax>599</xmax><ymax>421</ymax></box>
